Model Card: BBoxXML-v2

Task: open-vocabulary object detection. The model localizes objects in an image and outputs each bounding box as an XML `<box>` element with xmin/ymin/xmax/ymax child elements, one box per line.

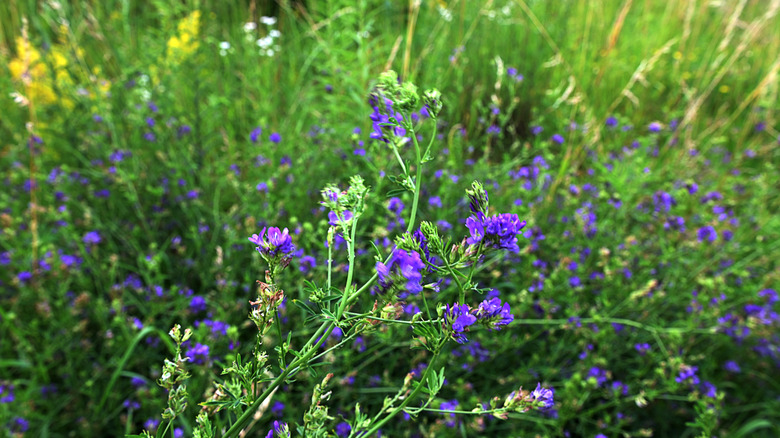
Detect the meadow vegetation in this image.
<box><xmin>1</xmin><ymin>0</ymin><xmax>778</xmax><ymax>437</ymax></box>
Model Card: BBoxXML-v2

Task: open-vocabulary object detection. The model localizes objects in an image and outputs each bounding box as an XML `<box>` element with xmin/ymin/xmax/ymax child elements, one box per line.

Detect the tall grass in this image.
<box><xmin>1</xmin><ymin>0</ymin><xmax>778</xmax><ymax>436</ymax></box>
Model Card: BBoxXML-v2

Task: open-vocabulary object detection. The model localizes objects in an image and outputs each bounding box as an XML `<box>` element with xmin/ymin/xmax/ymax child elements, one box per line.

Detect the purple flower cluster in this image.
<box><xmin>369</xmin><ymin>95</ymin><xmax>406</xmax><ymax>143</ymax></box>
<box><xmin>185</xmin><ymin>342</ymin><xmax>210</xmax><ymax>365</ymax></box>
<box><xmin>248</xmin><ymin>227</ymin><xmax>295</xmax><ymax>258</ymax></box>
<box><xmin>465</xmin><ymin>212</ymin><xmax>526</xmax><ymax>253</ymax></box>
<box><xmin>443</xmin><ymin>297</ymin><xmax>514</xmax><ymax>343</ymax></box>
<box><xmin>472</xmin><ymin>297</ymin><xmax>514</xmax><ymax>330</ymax></box>
<box><xmin>265</xmin><ymin>420</ymin><xmax>289</xmax><ymax>438</ymax></box>
<box><xmin>376</xmin><ymin>248</ymin><xmax>425</xmax><ymax>298</ymax></box>
<box><xmin>442</xmin><ymin>303</ymin><xmax>476</xmax><ymax>344</ymax></box>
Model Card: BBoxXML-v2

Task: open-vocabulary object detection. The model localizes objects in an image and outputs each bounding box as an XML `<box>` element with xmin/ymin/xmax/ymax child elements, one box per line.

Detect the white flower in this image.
<box><xmin>269</xmin><ymin>29</ymin><xmax>281</xmax><ymax>38</ymax></box>
<box><xmin>256</xmin><ymin>36</ymin><xmax>273</xmax><ymax>49</ymax></box>
<box><xmin>10</xmin><ymin>92</ymin><xmax>28</xmax><ymax>107</ymax></box>
<box><xmin>437</xmin><ymin>5</ymin><xmax>453</xmax><ymax>22</ymax></box>
<box><xmin>219</xmin><ymin>41</ymin><xmax>231</xmax><ymax>50</ymax></box>
<box><xmin>243</xmin><ymin>22</ymin><xmax>257</xmax><ymax>32</ymax></box>
<box><xmin>260</xmin><ymin>16</ymin><xmax>277</xmax><ymax>26</ymax></box>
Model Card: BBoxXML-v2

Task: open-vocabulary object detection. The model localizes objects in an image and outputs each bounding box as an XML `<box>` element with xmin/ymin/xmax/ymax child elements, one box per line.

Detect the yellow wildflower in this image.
<box><xmin>166</xmin><ymin>10</ymin><xmax>201</xmax><ymax>64</ymax></box>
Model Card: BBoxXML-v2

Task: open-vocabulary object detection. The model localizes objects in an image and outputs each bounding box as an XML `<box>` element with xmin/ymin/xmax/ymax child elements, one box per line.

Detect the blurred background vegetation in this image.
<box><xmin>1</xmin><ymin>0</ymin><xmax>778</xmax><ymax>437</ymax></box>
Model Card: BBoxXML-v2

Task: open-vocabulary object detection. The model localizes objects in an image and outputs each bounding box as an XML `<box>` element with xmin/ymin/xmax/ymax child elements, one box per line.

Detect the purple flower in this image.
<box><xmin>700</xmin><ymin>381</ymin><xmax>717</xmax><ymax>398</ymax></box>
<box><xmin>605</xmin><ymin>116</ymin><xmax>618</xmax><ymax>127</ymax></box>
<box><xmin>123</xmin><ymin>399</ymin><xmax>141</xmax><ymax>410</ymax></box>
<box><xmin>587</xmin><ymin>366</ymin><xmax>609</xmax><ymax>387</ymax></box>
<box><xmin>0</xmin><ymin>384</ymin><xmax>15</xmax><ymax>403</ymax></box>
<box><xmin>335</xmin><ymin>422</ymin><xmax>351</xmax><ymax>437</ymax></box>
<box><xmin>376</xmin><ymin>248</ymin><xmax>425</xmax><ymax>297</ymax></box>
<box><xmin>83</xmin><ymin>231</ymin><xmax>101</xmax><ymax>245</ymax></box>
<box><xmin>443</xmin><ymin>303</ymin><xmax>477</xmax><ymax>343</ymax></box>
<box><xmin>531</xmin><ymin>383</ymin><xmax>555</xmax><ymax>410</ymax></box>
<box><xmin>272</xmin><ymin>401</ymin><xmax>285</xmax><ymax>417</ymax></box>
<box><xmin>265</xmin><ymin>421</ymin><xmax>287</xmax><ymax>438</ymax></box>
<box><xmin>185</xmin><ymin>342</ymin><xmax>210</xmax><ymax>365</ymax></box>
<box><xmin>551</xmin><ymin>134</ymin><xmax>564</xmax><ymax>144</ymax></box>
<box><xmin>269</xmin><ymin>132</ymin><xmax>281</xmax><ymax>143</ymax></box>
<box><xmin>466</xmin><ymin>212</ymin><xmax>526</xmax><ymax>253</ymax></box>
<box><xmin>144</xmin><ymin>418</ymin><xmax>160</xmax><ymax>431</ymax></box>
<box><xmin>648</xmin><ymin>122</ymin><xmax>662</xmax><ymax>132</ymax></box>
<box><xmin>723</xmin><ymin>360</ymin><xmax>740</xmax><ymax>373</ymax></box>
<box><xmin>17</xmin><ymin>271</ymin><xmax>33</xmax><ymax>283</ymax></box>
<box><xmin>250</xmin><ymin>127</ymin><xmax>262</xmax><ymax>143</ymax></box>
<box><xmin>190</xmin><ymin>296</ymin><xmax>207</xmax><ymax>313</ymax></box>
<box><xmin>473</xmin><ymin>297</ymin><xmax>513</xmax><ymax>329</ymax></box>
<box><xmin>675</xmin><ymin>365</ymin><xmax>700</xmax><ymax>385</ymax></box>
<box><xmin>249</xmin><ymin>227</ymin><xmax>295</xmax><ymax>258</ymax></box>
<box><xmin>328</xmin><ymin>210</ymin><xmax>353</xmax><ymax>226</ymax></box>
<box><xmin>299</xmin><ymin>255</ymin><xmax>316</xmax><ymax>273</ymax></box>
<box><xmin>439</xmin><ymin>399</ymin><xmax>459</xmax><ymax>427</ymax></box>
<box><xmin>9</xmin><ymin>417</ymin><xmax>29</xmax><ymax>433</ymax></box>
<box><xmin>697</xmin><ymin>226</ymin><xmax>717</xmax><ymax>243</ymax></box>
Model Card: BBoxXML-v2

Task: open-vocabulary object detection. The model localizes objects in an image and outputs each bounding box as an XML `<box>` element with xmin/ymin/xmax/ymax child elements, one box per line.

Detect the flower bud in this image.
<box><xmin>466</xmin><ymin>181</ymin><xmax>489</xmax><ymax>216</ymax></box>
<box><xmin>423</xmin><ymin>88</ymin><xmax>443</xmax><ymax>118</ymax></box>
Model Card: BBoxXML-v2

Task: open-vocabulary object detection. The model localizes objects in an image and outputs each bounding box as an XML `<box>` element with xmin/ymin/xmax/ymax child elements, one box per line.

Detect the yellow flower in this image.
<box><xmin>166</xmin><ymin>10</ymin><xmax>201</xmax><ymax>64</ymax></box>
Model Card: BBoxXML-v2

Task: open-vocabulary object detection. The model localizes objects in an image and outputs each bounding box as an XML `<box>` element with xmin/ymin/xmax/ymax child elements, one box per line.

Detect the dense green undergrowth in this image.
<box><xmin>1</xmin><ymin>1</ymin><xmax>779</xmax><ymax>437</ymax></box>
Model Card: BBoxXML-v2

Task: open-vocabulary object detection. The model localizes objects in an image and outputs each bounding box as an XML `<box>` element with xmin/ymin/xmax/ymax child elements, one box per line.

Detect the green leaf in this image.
<box><xmin>292</xmin><ymin>299</ymin><xmax>320</xmax><ymax>316</ymax></box>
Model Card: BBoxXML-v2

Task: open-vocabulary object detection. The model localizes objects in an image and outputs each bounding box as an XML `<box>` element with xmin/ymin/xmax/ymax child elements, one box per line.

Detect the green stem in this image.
<box><xmin>439</xmin><ymin>252</ymin><xmax>465</xmax><ymax>302</ymax></box>
<box><xmin>336</xmin><ymin>218</ymin><xmax>359</xmax><ymax>320</ymax></box>
<box><xmin>223</xmin><ymin>321</ymin><xmax>337</xmax><ymax>437</ymax></box>
<box><xmin>274</xmin><ymin>311</ymin><xmax>286</xmax><ymax>370</ymax></box>
<box><xmin>405</xmin><ymin>119</ymin><xmax>424</xmax><ymax>235</ymax></box>
<box><xmin>361</xmin><ymin>343</ymin><xmax>444</xmax><ymax>437</ymax></box>
<box><xmin>512</xmin><ymin>317</ymin><xmax>719</xmax><ymax>335</ymax></box>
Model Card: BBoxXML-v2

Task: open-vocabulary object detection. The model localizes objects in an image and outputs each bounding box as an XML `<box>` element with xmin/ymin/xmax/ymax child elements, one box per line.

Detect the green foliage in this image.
<box><xmin>1</xmin><ymin>1</ymin><xmax>779</xmax><ymax>437</ymax></box>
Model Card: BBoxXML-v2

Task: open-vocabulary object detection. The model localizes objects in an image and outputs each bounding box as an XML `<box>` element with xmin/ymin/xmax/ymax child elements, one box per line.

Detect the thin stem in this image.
<box><xmin>405</xmin><ymin>119</ymin><xmax>424</xmax><ymax>234</ymax></box>
<box><xmin>391</xmin><ymin>143</ymin><xmax>409</xmax><ymax>175</ymax></box>
<box><xmin>361</xmin><ymin>341</ymin><xmax>444</xmax><ymax>437</ymax></box>
<box><xmin>512</xmin><ymin>317</ymin><xmax>719</xmax><ymax>335</ymax></box>
<box><xmin>336</xmin><ymin>218</ymin><xmax>359</xmax><ymax>320</ymax></box>
<box><xmin>275</xmin><ymin>310</ymin><xmax>286</xmax><ymax>370</ymax></box>
<box><xmin>327</xmin><ymin>229</ymin><xmax>334</xmax><ymax>294</ymax></box>
<box><xmin>223</xmin><ymin>320</ymin><xmax>338</xmax><ymax>437</ymax></box>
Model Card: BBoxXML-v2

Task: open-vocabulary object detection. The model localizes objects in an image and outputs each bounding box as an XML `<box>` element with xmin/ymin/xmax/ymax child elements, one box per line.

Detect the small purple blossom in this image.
<box><xmin>376</xmin><ymin>248</ymin><xmax>425</xmax><ymax>297</ymax></box>
<box><xmin>249</xmin><ymin>227</ymin><xmax>295</xmax><ymax>258</ymax></box>
<box><xmin>531</xmin><ymin>383</ymin><xmax>555</xmax><ymax>410</ymax></box>
<box><xmin>185</xmin><ymin>342</ymin><xmax>210</xmax><ymax>365</ymax></box>
<box><xmin>335</xmin><ymin>422</ymin><xmax>351</xmax><ymax>437</ymax></box>
<box><xmin>83</xmin><ymin>231</ymin><xmax>102</xmax><ymax>245</ymax></box>
<box><xmin>697</xmin><ymin>226</ymin><xmax>718</xmax><ymax>243</ymax></box>
<box><xmin>250</xmin><ymin>127</ymin><xmax>262</xmax><ymax>142</ymax></box>
<box><xmin>443</xmin><ymin>303</ymin><xmax>477</xmax><ymax>343</ymax></box>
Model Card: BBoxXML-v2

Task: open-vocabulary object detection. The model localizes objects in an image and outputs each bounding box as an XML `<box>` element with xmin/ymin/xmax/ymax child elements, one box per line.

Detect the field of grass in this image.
<box><xmin>1</xmin><ymin>0</ymin><xmax>779</xmax><ymax>437</ymax></box>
